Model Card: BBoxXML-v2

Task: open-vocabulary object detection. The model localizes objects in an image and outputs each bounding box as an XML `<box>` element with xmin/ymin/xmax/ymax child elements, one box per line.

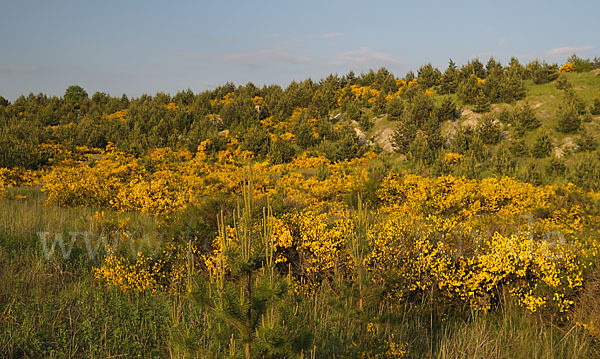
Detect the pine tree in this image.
<box><xmin>469</xmin><ymin>135</ymin><xmax>489</xmax><ymax>162</ymax></box>
<box><xmin>359</xmin><ymin>113</ymin><xmax>373</xmax><ymax>132</ymax></box>
<box><xmin>192</xmin><ymin>174</ymin><xmax>311</xmax><ymax>358</ymax></box>
<box><xmin>477</xmin><ymin>116</ymin><xmax>502</xmax><ymax>144</ymax></box>
<box><xmin>555</xmin><ymin>75</ymin><xmax>572</xmax><ymax>90</ymax></box>
<box><xmin>545</xmin><ymin>156</ymin><xmax>567</xmax><ymax>176</ymax></box>
<box><xmin>436</xmin><ymin>97</ymin><xmax>458</xmax><ymax>122</ymax></box>
<box><xmin>563</xmin><ymin>89</ymin><xmax>586</xmax><ymax>115</ymax></box>
<box><xmin>269</xmin><ymin>138</ymin><xmax>296</xmax><ymax>164</ymax></box>
<box><xmin>527</xmin><ymin>60</ymin><xmax>559</xmax><ymax>84</ymax></box>
<box><xmin>450</xmin><ymin>127</ymin><xmax>473</xmax><ymax>154</ymax></box>
<box><xmin>417</xmin><ymin>63</ymin><xmax>442</xmax><ymax>88</ymax></box>
<box><xmin>492</xmin><ymin>145</ymin><xmax>515</xmax><ymax>176</ymax></box>
<box><xmin>497</xmin><ymin>108</ymin><xmax>513</xmax><ymax>125</ymax></box>
<box><xmin>373</xmin><ymin>91</ymin><xmax>387</xmax><ymax>114</ymax></box>
<box><xmin>64</xmin><ymin>85</ymin><xmax>88</xmax><ymax>103</ymax></box>
<box><xmin>345</xmin><ymin>70</ymin><xmax>357</xmax><ymax>85</ymax></box>
<box><xmin>385</xmin><ymin>97</ymin><xmax>404</xmax><ymax>120</ymax></box>
<box><xmin>406</xmin><ymin>90</ymin><xmax>435</xmax><ymax>126</ymax></box>
<box><xmin>460</xmin><ymin>58</ymin><xmax>486</xmax><ymax>79</ymax></box>
<box><xmin>455</xmin><ymin>152</ymin><xmax>479</xmax><ymax>179</ymax></box>
<box><xmin>483</xmin><ymin>72</ymin><xmax>503</xmax><ymax>103</ymax></box>
<box><xmin>576</xmin><ymin>133</ymin><xmax>598</xmax><ymax>152</ymax></box>
<box><xmin>499</xmin><ymin>71</ymin><xmax>526</xmax><ymax>102</ymax></box>
<box><xmin>457</xmin><ymin>74</ymin><xmax>480</xmax><ymax>105</ymax></box>
<box><xmin>345</xmin><ymin>101</ymin><xmax>361</xmax><ymax>122</ymax></box>
<box><xmin>293</xmin><ymin>115</ymin><xmax>318</xmax><ymax>149</ymax></box>
<box><xmin>392</xmin><ymin>116</ymin><xmax>418</xmax><ymax>154</ymax></box>
<box><xmin>567</xmin><ymin>54</ymin><xmax>594</xmax><ymax>72</ymax></box>
<box><xmin>570</xmin><ymin>155</ymin><xmax>600</xmax><ymax>190</ymax></box>
<box><xmin>336</xmin><ymin>126</ymin><xmax>361</xmax><ymax>160</ymax></box>
<box><xmin>439</xmin><ymin>59</ymin><xmax>459</xmax><ymax>94</ymax></box>
<box><xmin>485</xmin><ymin>57</ymin><xmax>504</xmax><ymax>77</ymax></box>
<box><xmin>408</xmin><ymin>131</ymin><xmax>434</xmax><ymax>165</ymax></box>
<box><xmin>517</xmin><ymin>102</ymin><xmax>541</xmax><ymax>131</ymax></box>
<box><xmin>531</xmin><ymin>134</ymin><xmax>553</xmax><ymax>158</ymax></box>
<box><xmin>473</xmin><ymin>90</ymin><xmax>491</xmax><ymax>113</ymax></box>
<box><xmin>521</xmin><ymin>163</ymin><xmax>543</xmax><ymax>185</ymax></box>
<box><xmin>556</xmin><ymin>103</ymin><xmax>581</xmax><ymax>134</ymax></box>
<box><xmin>508</xmin><ymin>57</ymin><xmax>525</xmax><ymax>79</ymax></box>
<box><xmin>381</xmin><ymin>75</ymin><xmax>398</xmax><ymax>94</ymax></box>
<box><xmin>591</xmin><ymin>95</ymin><xmax>600</xmax><ymax>115</ymax></box>
<box><xmin>422</xmin><ymin>114</ymin><xmax>443</xmax><ymax>151</ymax></box>
<box><xmin>509</xmin><ymin>139</ymin><xmax>528</xmax><ymax>157</ymax></box>
<box><xmin>241</xmin><ymin>126</ymin><xmax>270</xmax><ymax>157</ymax></box>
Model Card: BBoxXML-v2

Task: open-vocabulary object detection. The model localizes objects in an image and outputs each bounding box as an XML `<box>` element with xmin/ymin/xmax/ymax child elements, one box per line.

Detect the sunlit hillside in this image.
<box><xmin>2</xmin><ymin>55</ymin><xmax>600</xmax><ymax>358</ymax></box>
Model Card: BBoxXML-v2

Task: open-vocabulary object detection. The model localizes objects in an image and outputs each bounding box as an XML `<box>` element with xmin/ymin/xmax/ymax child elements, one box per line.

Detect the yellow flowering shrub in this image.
<box><xmin>349</xmin><ymin>85</ymin><xmax>380</xmax><ymax>102</ymax></box>
<box><xmin>163</xmin><ymin>102</ymin><xmax>178</xmax><ymax>111</ymax></box>
<box><xmin>0</xmin><ymin>167</ymin><xmax>39</xmax><ymax>188</ymax></box>
<box><xmin>290</xmin><ymin>209</ymin><xmax>354</xmax><ymax>277</ymax></box>
<box><xmin>559</xmin><ymin>62</ymin><xmax>576</xmax><ymax>73</ymax></box>
<box><xmin>210</xmin><ymin>92</ymin><xmax>234</xmax><ymax>107</ymax></box>
<box><xmin>279</xmin><ymin>132</ymin><xmax>296</xmax><ymax>143</ymax></box>
<box><xmin>355</xmin><ymin>322</ymin><xmax>409</xmax><ymax>358</ymax></box>
<box><xmin>251</xmin><ymin>96</ymin><xmax>264</xmax><ymax>106</ymax></box>
<box><xmin>444</xmin><ymin>152</ymin><xmax>463</xmax><ymax>165</ymax></box>
<box><xmin>288</xmin><ymin>152</ymin><xmax>329</xmax><ymax>169</ymax></box>
<box><xmin>364</xmin><ymin>173</ymin><xmax>599</xmax><ymax>312</ymax></box>
<box><xmin>0</xmin><ymin>172</ymin><xmax>5</xmax><ymax>196</ymax></box>
<box><xmin>94</xmin><ymin>248</ymin><xmax>159</xmax><ymax>293</ymax></box>
<box><xmin>34</xmin><ymin>139</ymin><xmax>598</xmax><ymax>318</ymax></box>
<box><xmin>106</xmin><ymin>109</ymin><xmax>128</xmax><ymax>121</ymax></box>
<box><xmin>95</xmin><ymin>236</ymin><xmax>202</xmax><ymax>294</ymax></box>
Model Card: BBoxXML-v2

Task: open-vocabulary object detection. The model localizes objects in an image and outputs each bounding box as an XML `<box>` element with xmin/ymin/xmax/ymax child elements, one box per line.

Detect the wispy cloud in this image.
<box><xmin>318</xmin><ymin>32</ymin><xmax>342</xmax><ymax>39</ymax></box>
<box><xmin>0</xmin><ymin>64</ymin><xmax>39</xmax><ymax>75</ymax></box>
<box><xmin>547</xmin><ymin>46</ymin><xmax>593</xmax><ymax>56</ymax></box>
<box><xmin>330</xmin><ymin>47</ymin><xmax>398</xmax><ymax>68</ymax></box>
<box><xmin>262</xmin><ymin>33</ymin><xmax>279</xmax><ymax>39</ymax></box>
<box><xmin>220</xmin><ymin>47</ymin><xmax>311</xmax><ymax>67</ymax></box>
<box><xmin>171</xmin><ymin>51</ymin><xmax>210</xmax><ymax>61</ymax></box>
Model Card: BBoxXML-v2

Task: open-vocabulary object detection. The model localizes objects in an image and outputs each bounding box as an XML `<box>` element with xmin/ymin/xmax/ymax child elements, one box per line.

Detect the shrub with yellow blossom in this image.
<box><xmin>559</xmin><ymin>62</ymin><xmax>576</xmax><ymax>73</ymax></box>
<box><xmin>37</xmin><ymin>139</ymin><xmax>600</xmax><ymax>319</ymax></box>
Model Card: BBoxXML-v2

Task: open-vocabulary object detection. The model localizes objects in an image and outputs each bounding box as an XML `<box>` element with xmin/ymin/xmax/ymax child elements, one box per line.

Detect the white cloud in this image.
<box><xmin>330</xmin><ymin>47</ymin><xmax>398</xmax><ymax>68</ymax></box>
<box><xmin>547</xmin><ymin>46</ymin><xmax>593</xmax><ymax>56</ymax></box>
<box><xmin>220</xmin><ymin>48</ymin><xmax>311</xmax><ymax>67</ymax></box>
<box><xmin>318</xmin><ymin>32</ymin><xmax>342</xmax><ymax>39</ymax></box>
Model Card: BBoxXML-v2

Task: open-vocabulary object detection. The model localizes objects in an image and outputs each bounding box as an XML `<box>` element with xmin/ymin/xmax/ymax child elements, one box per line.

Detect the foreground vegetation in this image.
<box><xmin>2</xmin><ymin>54</ymin><xmax>600</xmax><ymax>357</ymax></box>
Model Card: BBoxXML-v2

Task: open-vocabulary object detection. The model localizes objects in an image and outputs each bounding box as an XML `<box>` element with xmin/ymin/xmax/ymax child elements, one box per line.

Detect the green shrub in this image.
<box><xmin>590</xmin><ymin>97</ymin><xmax>600</xmax><ymax>116</ymax></box>
<box><xmin>545</xmin><ymin>156</ymin><xmax>567</xmax><ymax>176</ymax></box>
<box><xmin>531</xmin><ymin>134</ymin><xmax>553</xmax><ymax>158</ymax></box>
<box><xmin>477</xmin><ymin>116</ymin><xmax>502</xmax><ymax>144</ymax></box>
<box><xmin>556</xmin><ymin>103</ymin><xmax>581</xmax><ymax>134</ymax></box>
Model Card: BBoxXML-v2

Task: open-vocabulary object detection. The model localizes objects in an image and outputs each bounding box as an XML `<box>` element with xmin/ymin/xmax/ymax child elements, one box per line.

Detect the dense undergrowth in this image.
<box><xmin>2</xmin><ymin>148</ymin><xmax>600</xmax><ymax>357</ymax></box>
<box><xmin>2</xmin><ymin>55</ymin><xmax>600</xmax><ymax>357</ymax></box>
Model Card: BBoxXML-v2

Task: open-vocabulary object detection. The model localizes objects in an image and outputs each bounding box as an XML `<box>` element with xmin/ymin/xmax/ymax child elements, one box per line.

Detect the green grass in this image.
<box><xmin>438</xmin><ymin>308</ymin><xmax>595</xmax><ymax>359</ymax></box>
<box><xmin>0</xmin><ymin>176</ymin><xmax>600</xmax><ymax>358</ymax></box>
<box><xmin>0</xmin><ymin>193</ymin><xmax>171</xmax><ymax>358</ymax></box>
<box><xmin>517</xmin><ymin>71</ymin><xmax>600</xmax><ymax>146</ymax></box>
<box><xmin>365</xmin><ymin>70</ymin><xmax>600</xmax><ymax>187</ymax></box>
<box><xmin>1</xmin><ymin>185</ymin><xmax>600</xmax><ymax>357</ymax></box>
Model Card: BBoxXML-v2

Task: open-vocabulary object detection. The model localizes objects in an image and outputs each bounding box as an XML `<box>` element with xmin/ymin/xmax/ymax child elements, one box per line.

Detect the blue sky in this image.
<box><xmin>1</xmin><ymin>0</ymin><xmax>598</xmax><ymax>100</ymax></box>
